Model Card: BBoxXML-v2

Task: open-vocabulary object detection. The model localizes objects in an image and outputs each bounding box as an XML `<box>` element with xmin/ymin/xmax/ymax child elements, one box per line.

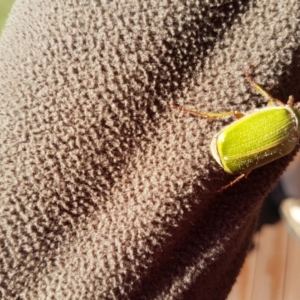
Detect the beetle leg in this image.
<box><xmin>272</xmin><ymin>98</ymin><xmax>287</xmax><ymax>107</ymax></box>
<box><xmin>217</xmin><ymin>171</ymin><xmax>251</xmax><ymax>193</ymax></box>
<box><xmin>246</xmin><ymin>65</ymin><xmax>287</xmax><ymax>107</ymax></box>
<box><xmin>171</xmin><ymin>105</ymin><xmax>244</xmax><ymax>120</ymax></box>
<box><xmin>234</xmin><ymin>111</ymin><xmax>245</xmax><ymax>119</ymax></box>
<box><xmin>287</xmin><ymin>95</ymin><xmax>295</xmax><ymax>106</ymax></box>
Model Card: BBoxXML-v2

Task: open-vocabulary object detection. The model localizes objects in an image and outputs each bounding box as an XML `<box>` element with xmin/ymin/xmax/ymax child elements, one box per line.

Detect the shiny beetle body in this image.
<box><xmin>211</xmin><ymin>104</ymin><xmax>300</xmax><ymax>174</ymax></box>
<box><xmin>172</xmin><ymin>66</ymin><xmax>300</xmax><ymax>177</ymax></box>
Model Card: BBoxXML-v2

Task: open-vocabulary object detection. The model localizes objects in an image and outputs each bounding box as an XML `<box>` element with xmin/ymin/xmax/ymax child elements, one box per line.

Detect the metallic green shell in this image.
<box><xmin>211</xmin><ymin>107</ymin><xmax>299</xmax><ymax>174</ymax></box>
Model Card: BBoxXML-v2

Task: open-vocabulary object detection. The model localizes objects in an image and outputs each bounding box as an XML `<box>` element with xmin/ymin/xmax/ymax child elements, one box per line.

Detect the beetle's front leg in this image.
<box><xmin>170</xmin><ymin>105</ymin><xmax>244</xmax><ymax>120</ymax></box>
<box><xmin>246</xmin><ymin>65</ymin><xmax>285</xmax><ymax>107</ymax></box>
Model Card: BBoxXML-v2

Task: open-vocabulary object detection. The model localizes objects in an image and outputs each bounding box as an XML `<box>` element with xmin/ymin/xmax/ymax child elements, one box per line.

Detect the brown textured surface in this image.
<box><xmin>0</xmin><ymin>0</ymin><xmax>300</xmax><ymax>299</ymax></box>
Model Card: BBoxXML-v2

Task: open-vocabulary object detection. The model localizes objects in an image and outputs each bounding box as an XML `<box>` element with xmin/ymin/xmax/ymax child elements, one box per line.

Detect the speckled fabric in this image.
<box><xmin>1</xmin><ymin>0</ymin><xmax>300</xmax><ymax>299</ymax></box>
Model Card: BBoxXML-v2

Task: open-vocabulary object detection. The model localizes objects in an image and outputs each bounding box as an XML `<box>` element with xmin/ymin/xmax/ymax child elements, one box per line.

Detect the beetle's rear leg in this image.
<box><xmin>217</xmin><ymin>171</ymin><xmax>251</xmax><ymax>193</ymax></box>
<box><xmin>170</xmin><ymin>105</ymin><xmax>244</xmax><ymax>120</ymax></box>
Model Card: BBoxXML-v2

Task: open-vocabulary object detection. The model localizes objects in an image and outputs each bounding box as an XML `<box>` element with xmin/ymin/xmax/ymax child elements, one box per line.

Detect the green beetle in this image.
<box><xmin>172</xmin><ymin>67</ymin><xmax>300</xmax><ymax>180</ymax></box>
